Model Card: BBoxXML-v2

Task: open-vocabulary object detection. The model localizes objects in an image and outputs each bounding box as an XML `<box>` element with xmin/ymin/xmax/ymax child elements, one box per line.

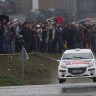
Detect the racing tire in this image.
<box><xmin>59</xmin><ymin>79</ymin><xmax>66</xmax><ymax>83</ymax></box>
<box><xmin>93</xmin><ymin>78</ymin><xmax>96</xmax><ymax>82</ymax></box>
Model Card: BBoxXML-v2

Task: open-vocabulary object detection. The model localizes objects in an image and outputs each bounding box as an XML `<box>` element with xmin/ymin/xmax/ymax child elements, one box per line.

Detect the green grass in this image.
<box><xmin>0</xmin><ymin>76</ymin><xmax>22</xmax><ymax>86</ymax></box>
<box><xmin>0</xmin><ymin>53</ymin><xmax>60</xmax><ymax>86</ymax></box>
<box><xmin>36</xmin><ymin>52</ymin><xmax>62</xmax><ymax>59</ymax></box>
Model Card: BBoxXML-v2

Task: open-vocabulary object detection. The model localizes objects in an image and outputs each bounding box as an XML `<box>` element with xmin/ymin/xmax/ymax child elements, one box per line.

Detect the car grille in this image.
<box><xmin>68</xmin><ymin>67</ymin><xmax>86</xmax><ymax>75</ymax></box>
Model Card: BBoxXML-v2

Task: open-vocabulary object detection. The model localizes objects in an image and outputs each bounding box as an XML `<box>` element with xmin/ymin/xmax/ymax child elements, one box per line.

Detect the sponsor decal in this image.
<box><xmin>64</xmin><ymin>60</ymin><xmax>90</xmax><ymax>65</ymax></box>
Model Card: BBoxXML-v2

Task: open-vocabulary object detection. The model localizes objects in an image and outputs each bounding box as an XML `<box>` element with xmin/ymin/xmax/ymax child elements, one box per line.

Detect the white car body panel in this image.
<box><xmin>58</xmin><ymin>49</ymin><xmax>96</xmax><ymax>79</ymax></box>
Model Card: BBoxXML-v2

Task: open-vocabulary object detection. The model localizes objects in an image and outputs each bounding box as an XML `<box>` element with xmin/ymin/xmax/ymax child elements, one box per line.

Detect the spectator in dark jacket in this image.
<box><xmin>0</xmin><ymin>23</ymin><xmax>5</xmax><ymax>53</ymax></box>
<box><xmin>20</xmin><ymin>22</ymin><xmax>33</xmax><ymax>52</ymax></box>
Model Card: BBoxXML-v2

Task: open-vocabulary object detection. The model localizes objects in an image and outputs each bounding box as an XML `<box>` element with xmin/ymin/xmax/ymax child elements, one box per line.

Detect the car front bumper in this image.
<box><xmin>58</xmin><ymin>67</ymin><xmax>96</xmax><ymax>79</ymax></box>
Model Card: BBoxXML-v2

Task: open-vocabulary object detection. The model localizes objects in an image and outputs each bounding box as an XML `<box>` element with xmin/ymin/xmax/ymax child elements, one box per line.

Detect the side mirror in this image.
<box><xmin>57</xmin><ymin>59</ymin><xmax>61</xmax><ymax>62</ymax></box>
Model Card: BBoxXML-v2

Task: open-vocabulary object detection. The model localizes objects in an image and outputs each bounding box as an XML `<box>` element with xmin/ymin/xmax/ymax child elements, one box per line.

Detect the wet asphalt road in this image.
<box><xmin>38</xmin><ymin>93</ymin><xmax>96</xmax><ymax>96</ymax></box>
<box><xmin>0</xmin><ymin>83</ymin><xmax>96</xmax><ymax>96</ymax></box>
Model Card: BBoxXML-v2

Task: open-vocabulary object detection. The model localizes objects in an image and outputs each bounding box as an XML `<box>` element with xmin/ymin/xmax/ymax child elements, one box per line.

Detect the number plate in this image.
<box><xmin>72</xmin><ymin>70</ymin><xmax>83</xmax><ymax>73</ymax></box>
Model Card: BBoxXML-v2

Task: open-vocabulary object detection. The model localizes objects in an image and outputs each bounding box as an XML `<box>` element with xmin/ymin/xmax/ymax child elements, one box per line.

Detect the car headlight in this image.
<box><xmin>88</xmin><ymin>62</ymin><xmax>94</xmax><ymax>67</ymax></box>
<box><xmin>60</xmin><ymin>63</ymin><xmax>66</xmax><ymax>68</ymax></box>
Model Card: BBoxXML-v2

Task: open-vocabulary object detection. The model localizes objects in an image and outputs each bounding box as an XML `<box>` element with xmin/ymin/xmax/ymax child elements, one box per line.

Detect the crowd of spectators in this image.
<box><xmin>0</xmin><ymin>16</ymin><xmax>96</xmax><ymax>54</ymax></box>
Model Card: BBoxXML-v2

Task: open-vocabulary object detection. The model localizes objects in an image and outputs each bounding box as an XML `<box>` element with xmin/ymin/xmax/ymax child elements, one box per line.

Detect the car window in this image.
<box><xmin>62</xmin><ymin>53</ymin><xmax>93</xmax><ymax>60</ymax></box>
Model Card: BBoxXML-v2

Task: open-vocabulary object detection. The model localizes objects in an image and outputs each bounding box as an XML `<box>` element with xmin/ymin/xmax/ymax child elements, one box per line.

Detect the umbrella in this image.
<box><xmin>0</xmin><ymin>15</ymin><xmax>9</xmax><ymax>24</ymax></box>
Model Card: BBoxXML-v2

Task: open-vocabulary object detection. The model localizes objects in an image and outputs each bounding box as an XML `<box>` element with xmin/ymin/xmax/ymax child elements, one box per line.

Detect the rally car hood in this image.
<box><xmin>61</xmin><ymin>59</ymin><xmax>94</xmax><ymax>68</ymax></box>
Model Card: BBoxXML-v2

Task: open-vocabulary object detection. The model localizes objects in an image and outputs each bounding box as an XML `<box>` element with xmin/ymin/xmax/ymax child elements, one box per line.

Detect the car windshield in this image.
<box><xmin>62</xmin><ymin>53</ymin><xmax>93</xmax><ymax>60</ymax></box>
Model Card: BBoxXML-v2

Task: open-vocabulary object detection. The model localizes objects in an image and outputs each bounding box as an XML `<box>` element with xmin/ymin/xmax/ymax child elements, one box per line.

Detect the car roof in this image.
<box><xmin>64</xmin><ymin>49</ymin><xmax>92</xmax><ymax>54</ymax></box>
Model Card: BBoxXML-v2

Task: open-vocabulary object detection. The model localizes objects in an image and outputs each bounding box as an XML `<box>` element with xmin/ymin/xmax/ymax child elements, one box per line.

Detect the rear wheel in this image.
<box><xmin>59</xmin><ymin>79</ymin><xmax>66</xmax><ymax>83</ymax></box>
<box><xmin>93</xmin><ymin>78</ymin><xmax>96</xmax><ymax>82</ymax></box>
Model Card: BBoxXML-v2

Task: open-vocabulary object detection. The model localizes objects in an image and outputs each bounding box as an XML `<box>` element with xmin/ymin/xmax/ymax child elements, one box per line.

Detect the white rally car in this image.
<box><xmin>58</xmin><ymin>48</ymin><xmax>96</xmax><ymax>83</ymax></box>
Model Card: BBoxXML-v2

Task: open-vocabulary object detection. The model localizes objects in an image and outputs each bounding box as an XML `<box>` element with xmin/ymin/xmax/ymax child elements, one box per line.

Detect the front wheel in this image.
<box><xmin>59</xmin><ymin>79</ymin><xmax>66</xmax><ymax>83</ymax></box>
<box><xmin>92</xmin><ymin>78</ymin><xmax>96</xmax><ymax>82</ymax></box>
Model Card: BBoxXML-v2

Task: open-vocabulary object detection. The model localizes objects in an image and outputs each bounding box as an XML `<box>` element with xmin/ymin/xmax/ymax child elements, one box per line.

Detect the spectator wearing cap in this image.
<box><xmin>15</xmin><ymin>35</ymin><xmax>24</xmax><ymax>52</ymax></box>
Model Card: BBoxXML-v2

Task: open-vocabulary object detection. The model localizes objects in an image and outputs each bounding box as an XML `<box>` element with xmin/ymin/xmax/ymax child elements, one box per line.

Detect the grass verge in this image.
<box><xmin>0</xmin><ymin>53</ymin><xmax>61</xmax><ymax>86</ymax></box>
